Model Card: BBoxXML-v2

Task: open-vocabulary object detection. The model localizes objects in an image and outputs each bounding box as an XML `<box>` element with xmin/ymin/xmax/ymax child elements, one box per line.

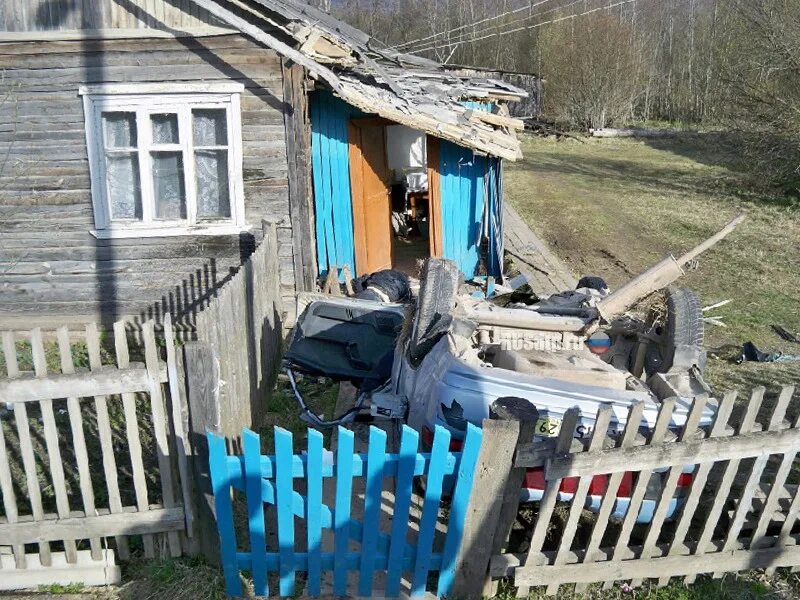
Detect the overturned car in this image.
<box><xmin>284</xmin><ymin>216</ymin><xmax>744</xmax><ymax>522</ymax></box>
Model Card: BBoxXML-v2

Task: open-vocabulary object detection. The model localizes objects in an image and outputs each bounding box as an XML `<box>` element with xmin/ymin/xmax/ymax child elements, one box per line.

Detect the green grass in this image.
<box><xmin>506</xmin><ymin>132</ymin><xmax>800</xmax><ymax>393</ymax></box>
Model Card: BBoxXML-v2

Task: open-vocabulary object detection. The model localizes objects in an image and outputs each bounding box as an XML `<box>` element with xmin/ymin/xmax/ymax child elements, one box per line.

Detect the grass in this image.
<box><xmin>506</xmin><ymin>132</ymin><xmax>800</xmax><ymax>393</ymax></box>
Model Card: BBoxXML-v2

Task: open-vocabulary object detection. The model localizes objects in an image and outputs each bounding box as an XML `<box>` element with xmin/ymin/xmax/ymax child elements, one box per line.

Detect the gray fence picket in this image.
<box><xmin>685</xmin><ymin>387</ymin><xmax>764</xmax><ymax>584</ymax></box>
<box><xmin>112</xmin><ymin>321</ymin><xmax>155</xmax><ymax>558</ymax></box>
<box><xmin>56</xmin><ymin>327</ymin><xmax>103</xmax><ymax>561</ymax></box>
<box><xmin>31</xmin><ymin>328</ymin><xmax>78</xmax><ymax>564</ymax></box>
<box><xmin>656</xmin><ymin>390</ymin><xmax>737</xmax><ymax>586</ymax></box>
<box><xmin>545</xmin><ymin>405</ymin><xmax>613</xmax><ymax>596</ymax></box>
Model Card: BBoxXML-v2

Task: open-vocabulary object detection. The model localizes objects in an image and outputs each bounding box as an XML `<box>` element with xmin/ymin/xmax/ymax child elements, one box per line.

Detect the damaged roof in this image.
<box><xmin>191</xmin><ymin>0</ymin><xmax>528</xmax><ymax>160</ymax></box>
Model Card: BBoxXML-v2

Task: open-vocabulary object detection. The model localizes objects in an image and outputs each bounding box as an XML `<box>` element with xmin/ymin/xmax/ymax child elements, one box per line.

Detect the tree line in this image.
<box><xmin>326</xmin><ymin>0</ymin><xmax>800</xmax><ymax>195</ymax></box>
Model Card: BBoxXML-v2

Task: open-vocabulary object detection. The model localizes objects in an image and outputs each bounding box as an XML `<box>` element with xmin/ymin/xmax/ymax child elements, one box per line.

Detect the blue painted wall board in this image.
<box><xmin>411</xmin><ymin>425</ymin><xmax>451</xmax><ymax>596</ymax></box>
<box><xmin>306</xmin><ymin>430</ymin><xmax>324</xmax><ymax>596</ymax></box>
<box><xmin>333</xmin><ymin>427</ymin><xmax>355</xmax><ymax>595</ymax></box>
<box><xmin>437</xmin><ymin>423</ymin><xmax>484</xmax><ymax>595</ymax></box>
<box><xmin>385</xmin><ymin>426</ymin><xmax>419</xmax><ymax>597</ymax></box>
<box><xmin>358</xmin><ymin>427</ymin><xmax>388</xmax><ymax>596</ymax></box>
<box><xmin>274</xmin><ymin>428</ymin><xmax>297</xmax><ymax>596</ymax></box>
<box><xmin>207</xmin><ymin>433</ymin><xmax>244</xmax><ymax>597</ymax></box>
<box><xmin>243</xmin><ymin>430</ymin><xmax>269</xmax><ymax>596</ymax></box>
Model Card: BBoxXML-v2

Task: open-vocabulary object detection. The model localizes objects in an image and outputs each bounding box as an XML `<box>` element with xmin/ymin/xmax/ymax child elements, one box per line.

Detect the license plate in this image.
<box><xmin>536</xmin><ymin>416</ymin><xmax>562</xmax><ymax>437</ymax></box>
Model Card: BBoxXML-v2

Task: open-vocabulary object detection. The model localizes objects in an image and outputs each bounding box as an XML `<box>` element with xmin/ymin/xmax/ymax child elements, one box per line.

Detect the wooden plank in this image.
<box><xmin>163</xmin><ymin>313</ymin><xmax>194</xmax><ymax>544</ymax></box>
<box><xmin>657</xmin><ymin>391</ymin><xmax>737</xmax><ymax>585</ymax></box>
<box><xmin>0</xmin><ymin>364</ymin><xmax>165</xmax><ymax>403</ymax></box>
<box><xmin>632</xmin><ymin>395</ymin><xmax>709</xmax><ymax>587</ymax></box>
<box><xmin>439</xmin><ymin>424</ymin><xmax>484</xmax><ymax>597</ymax></box>
<box><xmin>481</xmin><ymin>398</ymin><xmax>540</xmax><ymax>597</ymax></box>
<box><xmin>0</xmin><ymin>331</ymin><xmax>25</xmax><ymax>567</ymax></box>
<box><xmin>544</xmin><ymin>412</ymin><xmax>800</xmax><ymax>480</ymax></box>
<box><xmin>685</xmin><ymin>388</ymin><xmax>764</xmax><ymax>584</ymax></box>
<box><xmin>515</xmin><ymin>543</ymin><xmax>800</xmax><ymax>587</ymax></box>
<box><xmin>518</xmin><ymin>408</ymin><xmax>580</xmax><ymax>597</ymax></box>
<box><xmin>0</xmin><ymin>550</ymin><xmax>121</xmax><ymax>591</ymax></box>
<box><xmin>243</xmin><ymin>429</ymin><xmax>268</xmax><ymax>597</ymax></box>
<box><xmin>275</xmin><ymin>427</ymin><xmax>297</xmax><ymax>597</ymax></box>
<box><xmin>714</xmin><ymin>386</ymin><xmax>792</xmax><ymax>577</ymax></box>
<box><xmin>85</xmin><ymin>323</ymin><xmax>128</xmax><ymax>559</ymax></box>
<box><xmin>282</xmin><ymin>60</ymin><xmax>316</xmax><ymax>291</ymax></box>
<box><xmin>333</xmin><ymin>427</ymin><xmax>354</xmax><ymax>596</ymax></box>
<box><xmin>8</xmin><ymin>345</ymin><xmax>50</xmax><ymax>566</ymax></box>
<box><xmin>602</xmin><ymin>399</ymin><xmax>676</xmax><ymax>590</ymax></box>
<box><xmin>142</xmin><ymin>320</ymin><xmax>182</xmax><ymax>557</ymax></box>
<box><xmin>412</xmin><ymin>426</ymin><xmax>451</xmax><ymax>597</ymax></box>
<box><xmin>546</xmin><ymin>405</ymin><xmax>614</xmax><ymax>595</ymax></box>
<box><xmin>574</xmin><ymin>401</ymin><xmax>645</xmax><ymax>594</ymax></box>
<box><xmin>0</xmin><ymin>507</ymin><xmax>186</xmax><ymax>544</ymax></box>
<box><xmin>427</xmin><ymin>136</ymin><xmax>443</xmax><ymax>257</ymax></box>
<box><xmin>385</xmin><ymin>425</ymin><xmax>419</xmax><ymax>597</ymax></box>
<box><xmin>450</xmin><ymin>416</ymin><xmax>521</xmax><ymax>599</ymax></box>
<box><xmin>0</xmin><ymin>405</ymin><xmax>25</xmax><ymax>568</ymax></box>
<box><xmin>56</xmin><ymin>326</ymin><xmax>103</xmax><ymax>561</ymax></box>
<box><xmin>751</xmin><ymin>385</ymin><xmax>798</xmax><ymax>550</ymax></box>
<box><xmin>112</xmin><ymin>321</ymin><xmax>154</xmax><ymax>558</ymax></box>
<box><xmin>358</xmin><ymin>426</ymin><xmax>387</xmax><ymax>597</ymax></box>
<box><xmin>306</xmin><ymin>429</ymin><xmax>324</xmax><ymax>597</ymax></box>
<box><xmin>31</xmin><ymin>328</ymin><xmax>78</xmax><ymax>564</ymax></box>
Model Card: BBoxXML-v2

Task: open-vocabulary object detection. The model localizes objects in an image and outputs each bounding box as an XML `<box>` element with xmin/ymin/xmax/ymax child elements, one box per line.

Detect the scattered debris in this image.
<box><xmin>773</xmin><ymin>324</ymin><xmax>800</xmax><ymax>345</ymax></box>
<box><xmin>739</xmin><ymin>341</ymin><xmax>800</xmax><ymax>364</ymax></box>
<box><xmin>702</xmin><ymin>299</ymin><xmax>732</xmax><ymax>312</ymax></box>
<box><xmin>590</xmin><ymin>128</ymin><xmax>681</xmax><ymax>138</ymax></box>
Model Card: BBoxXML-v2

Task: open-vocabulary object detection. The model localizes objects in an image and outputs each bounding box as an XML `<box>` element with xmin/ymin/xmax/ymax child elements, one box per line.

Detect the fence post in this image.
<box><xmin>183</xmin><ymin>341</ymin><xmax>222</xmax><ymax>565</ymax></box>
<box><xmin>450</xmin><ymin>397</ymin><xmax>538</xmax><ymax>599</ymax></box>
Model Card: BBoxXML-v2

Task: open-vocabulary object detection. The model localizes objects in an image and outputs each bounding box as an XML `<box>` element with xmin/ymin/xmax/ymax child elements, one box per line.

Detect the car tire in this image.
<box><xmin>645</xmin><ymin>286</ymin><xmax>706</xmax><ymax>375</ymax></box>
<box><xmin>408</xmin><ymin>258</ymin><xmax>461</xmax><ymax>364</ymax></box>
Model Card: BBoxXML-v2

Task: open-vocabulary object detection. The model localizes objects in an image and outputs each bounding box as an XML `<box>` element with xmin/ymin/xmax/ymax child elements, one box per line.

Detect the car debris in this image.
<box><xmin>284</xmin><ymin>215</ymin><xmax>745</xmax><ymax>521</ymax></box>
<box><xmin>739</xmin><ymin>341</ymin><xmax>800</xmax><ymax>364</ymax></box>
<box><xmin>773</xmin><ymin>324</ymin><xmax>800</xmax><ymax>345</ymax></box>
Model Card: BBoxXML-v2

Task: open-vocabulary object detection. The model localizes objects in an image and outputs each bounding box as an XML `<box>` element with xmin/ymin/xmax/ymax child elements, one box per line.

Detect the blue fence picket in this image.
<box><xmin>385</xmin><ymin>426</ymin><xmax>419</xmax><ymax>597</ymax></box>
<box><xmin>274</xmin><ymin>428</ymin><xmax>296</xmax><ymax>597</ymax></box>
<box><xmin>359</xmin><ymin>427</ymin><xmax>387</xmax><ymax>596</ymax></box>
<box><xmin>208</xmin><ymin>423</ymin><xmax>485</xmax><ymax>599</ymax></box>
<box><xmin>334</xmin><ymin>427</ymin><xmax>355</xmax><ymax>596</ymax></box>
<box><xmin>306</xmin><ymin>429</ymin><xmax>324</xmax><ymax>597</ymax></box>
<box><xmin>437</xmin><ymin>424</ymin><xmax>484</xmax><ymax>596</ymax></box>
<box><xmin>207</xmin><ymin>433</ymin><xmax>243</xmax><ymax>597</ymax></box>
<box><xmin>412</xmin><ymin>425</ymin><xmax>452</xmax><ymax>596</ymax></box>
<box><xmin>243</xmin><ymin>430</ymin><xmax>269</xmax><ymax>596</ymax></box>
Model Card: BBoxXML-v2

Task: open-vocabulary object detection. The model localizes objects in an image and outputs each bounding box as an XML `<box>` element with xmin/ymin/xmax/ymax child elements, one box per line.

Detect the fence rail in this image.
<box><xmin>0</xmin><ymin>315</ymin><xmax>191</xmax><ymax>590</ymax></box>
<box><xmin>481</xmin><ymin>385</ymin><xmax>800</xmax><ymax>596</ymax></box>
<box><xmin>207</xmin><ymin>424</ymin><xmax>483</xmax><ymax>598</ymax></box>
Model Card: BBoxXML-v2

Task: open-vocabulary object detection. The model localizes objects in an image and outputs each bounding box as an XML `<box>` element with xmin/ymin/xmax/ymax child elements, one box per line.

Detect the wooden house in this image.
<box><xmin>0</xmin><ymin>0</ymin><xmax>527</xmax><ymax>328</ymax></box>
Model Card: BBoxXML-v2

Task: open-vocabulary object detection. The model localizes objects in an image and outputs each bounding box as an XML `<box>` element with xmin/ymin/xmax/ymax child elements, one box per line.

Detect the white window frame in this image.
<box><xmin>80</xmin><ymin>83</ymin><xmax>248</xmax><ymax>239</ymax></box>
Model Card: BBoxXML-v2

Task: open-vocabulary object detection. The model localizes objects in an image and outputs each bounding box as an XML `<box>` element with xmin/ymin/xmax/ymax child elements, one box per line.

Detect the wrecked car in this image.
<box><xmin>284</xmin><ymin>215</ymin><xmax>745</xmax><ymax>523</ymax></box>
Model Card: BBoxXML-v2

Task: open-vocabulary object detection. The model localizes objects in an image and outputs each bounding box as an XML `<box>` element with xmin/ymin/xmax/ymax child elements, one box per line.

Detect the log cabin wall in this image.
<box><xmin>0</xmin><ymin>0</ymin><xmax>222</xmax><ymax>32</ymax></box>
<box><xmin>0</xmin><ymin>31</ymin><xmax>302</xmax><ymax>329</ymax></box>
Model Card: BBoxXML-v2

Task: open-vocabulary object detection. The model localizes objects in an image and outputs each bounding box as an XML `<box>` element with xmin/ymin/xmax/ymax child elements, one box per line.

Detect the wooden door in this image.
<box><xmin>349</xmin><ymin>120</ymin><xmax>392</xmax><ymax>275</ymax></box>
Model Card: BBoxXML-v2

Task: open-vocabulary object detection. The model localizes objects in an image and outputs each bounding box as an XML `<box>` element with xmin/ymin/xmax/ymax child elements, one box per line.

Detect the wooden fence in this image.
<box><xmin>0</xmin><ymin>315</ymin><xmax>191</xmax><ymax>590</ymax></box>
<box><xmin>472</xmin><ymin>385</ymin><xmax>800</xmax><ymax>596</ymax></box>
<box><xmin>188</xmin><ymin>221</ymin><xmax>283</xmax><ymax>439</ymax></box>
<box><xmin>207</xmin><ymin>424</ymin><xmax>484</xmax><ymax>598</ymax></box>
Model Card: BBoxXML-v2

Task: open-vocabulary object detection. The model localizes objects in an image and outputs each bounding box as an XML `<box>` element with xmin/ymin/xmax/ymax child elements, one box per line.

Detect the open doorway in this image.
<box><xmin>348</xmin><ymin>119</ymin><xmax>436</xmax><ymax>277</ymax></box>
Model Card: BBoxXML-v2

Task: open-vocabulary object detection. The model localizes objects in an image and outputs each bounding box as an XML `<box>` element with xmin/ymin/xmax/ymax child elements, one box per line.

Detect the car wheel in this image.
<box><xmin>645</xmin><ymin>286</ymin><xmax>706</xmax><ymax>375</ymax></box>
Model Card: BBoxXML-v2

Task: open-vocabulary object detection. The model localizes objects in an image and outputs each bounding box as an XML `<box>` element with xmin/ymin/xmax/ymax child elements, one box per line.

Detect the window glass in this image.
<box><xmin>103</xmin><ymin>112</ymin><xmax>137</xmax><ymax>148</ymax></box>
<box><xmin>106</xmin><ymin>154</ymin><xmax>142</xmax><ymax>219</ymax></box>
<box><xmin>195</xmin><ymin>149</ymin><xmax>231</xmax><ymax>218</ymax></box>
<box><xmin>193</xmin><ymin>109</ymin><xmax>228</xmax><ymax>146</ymax></box>
<box><xmin>152</xmin><ymin>152</ymin><xmax>186</xmax><ymax>220</ymax></box>
<box><xmin>151</xmin><ymin>113</ymin><xmax>180</xmax><ymax>145</ymax></box>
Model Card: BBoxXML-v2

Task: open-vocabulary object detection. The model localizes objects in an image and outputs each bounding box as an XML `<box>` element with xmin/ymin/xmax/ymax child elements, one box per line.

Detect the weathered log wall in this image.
<box><xmin>0</xmin><ymin>33</ymin><xmax>301</xmax><ymax>328</ymax></box>
<box><xmin>0</xmin><ymin>0</ymin><xmax>221</xmax><ymax>32</ymax></box>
